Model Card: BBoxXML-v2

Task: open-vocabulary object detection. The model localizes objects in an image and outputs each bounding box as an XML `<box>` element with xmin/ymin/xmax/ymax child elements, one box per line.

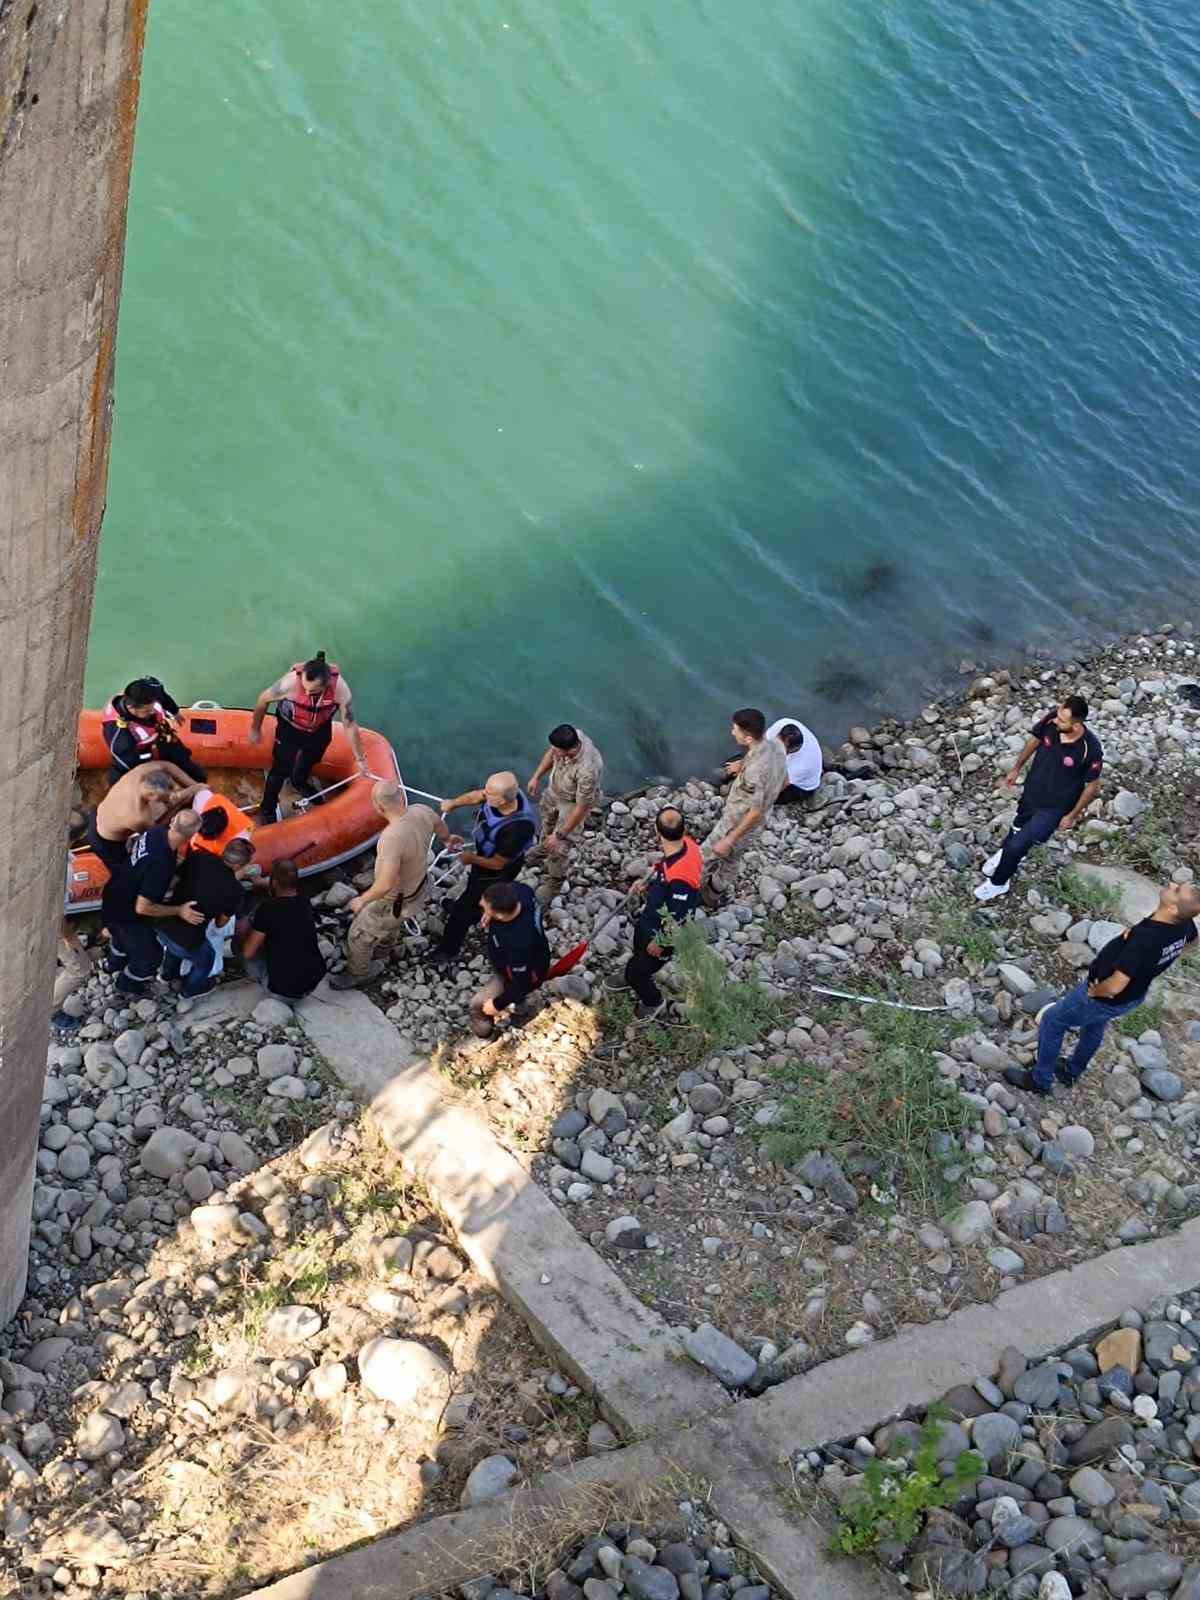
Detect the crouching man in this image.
<box><xmin>469</xmin><ymin>881</ymin><xmax>551</xmax><ymax>1039</ymax></box>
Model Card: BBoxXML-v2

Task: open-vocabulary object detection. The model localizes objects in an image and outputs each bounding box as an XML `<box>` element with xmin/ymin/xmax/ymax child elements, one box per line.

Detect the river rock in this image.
<box><xmin>684</xmin><ymin>1323</ymin><xmax>756</xmax><ymax>1387</ymax></box>
<box><xmin>460</xmin><ymin>1453</ymin><xmax>518</xmax><ymax>1508</ymax></box>
<box><xmin>998</xmin><ymin>964</ymin><xmax>1036</xmax><ymax>996</ymax></box>
<box><xmin>1043</xmin><ymin>1515</ymin><xmax>1104</xmax><ymax>1558</ymax></box>
<box><xmin>1057</xmin><ymin>1124</ymin><xmax>1095</xmax><ymax>1158</ymax></box>
<box><xmin>621</xmin><ymin>1557</ymin><xmax>680</xmax><ymax>1600</ymax></box>
<box><xmin>141</xmin><ymin>1126</ymin><xmax>198</xmax><ymax>1179</ymax></box>
<box><xmin>1067</xmin><ymin>1415</ymin><xmax>1133</xmax><ymax>1463</ymax></box>
<box><xmin>943</xmin><ymin>1201</ymin><xmax>993</xmax><ymax>1246</ymax></box>
<box><xmin>218</xmin><ymin>1129</ymin><xmax>259</xmax><ymax>1173</ymax></box>
<box><xmin>357</xmin><ymin>1336</ymin><xmax>451</xmax><ymax>1411</ymax></box>
<box><xmin>263</xmin><ymin>1304</ymin><xmax>322</xmax><ymax>1345</ymax></box>
<box><xmin>1103</xmin><ymin>1552</ymin><xmax>1183</xmax><ymax>1596</ymax></box>
<box><xmin>253</xmin><ymin>997</ymin><xmax>294</xmax><ymax>1027</ymax></box>
<box><xmin>113</xmin><ymin>1028</ymin><xmax>147</xmax><ymax>1066</ymax></box>
<box><xmin>1095</xmin><ymin>1327</ymin><xmax>1141</xmax><ymax>1373</ymax></box>
<box><xmin>76</xmin><ymin>1410</ymin><xmax>124</xmax><ymax>1460</ymax></box>
<box><xmin>267</xmin><ymin>1074</ymin><xmax>309</xmax><ymax>1099</ymax></box>
<box><xmin>1141</xmin><ymin>1068</ymin><xmax>1184</xmax><ymax>1102</ymax></box>
<box><xmin>57</xmin><ymin>1144</ymin><xmax>91</xmax><ymax>1180</ymax></box>
<box><xmin>257</xmin><ymin>1043</ymin><xmax>296</xmax><ymax>1080</ymax></box>
<box><xmin>60</xmin><ymin>1514</ymin><xmax>131</xmax><ymax>1567</ymax></box>
<box><xmin>907</xmin><ymin>1545</ymin><xmax>987</xmax><ymax>1596</ymax></box>
<box><xmin>971</xmin><ymin>1412</ymin><xmax>1021</xmax><ymax>1463</ymax></box>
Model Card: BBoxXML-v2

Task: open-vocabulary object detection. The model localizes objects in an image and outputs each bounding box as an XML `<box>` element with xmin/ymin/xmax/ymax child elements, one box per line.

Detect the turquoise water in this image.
<box><xmin>89</xmin><ymin>0</ymin><xmax>1200</xmax><ymax>791</ymax></box>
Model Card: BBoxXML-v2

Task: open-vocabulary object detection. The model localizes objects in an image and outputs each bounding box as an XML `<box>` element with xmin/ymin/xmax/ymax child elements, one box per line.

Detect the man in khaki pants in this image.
<box><xmin>527</xmin><ymin>723</ymin><xmax>604</xmax><ymax>904</ymax></box>
<box><xmin>331</xmin><ymin>782</ymin><xmax>461</xmax><ymax>988</ymax></box>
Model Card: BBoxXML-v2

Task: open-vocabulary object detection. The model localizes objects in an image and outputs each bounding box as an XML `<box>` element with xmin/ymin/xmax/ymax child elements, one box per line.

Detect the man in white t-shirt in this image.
<box><xmin>767</xmin><ymin>718</ymin><xmax>823</xmax><ymax>802</ymax></box>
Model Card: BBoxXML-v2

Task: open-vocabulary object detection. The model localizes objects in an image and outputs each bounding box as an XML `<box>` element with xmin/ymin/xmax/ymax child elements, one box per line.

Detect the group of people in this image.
<box><xmin>69</xmin><ymin>665</ymin><xmax>1200</xmax><ymax>1096</ymax></box>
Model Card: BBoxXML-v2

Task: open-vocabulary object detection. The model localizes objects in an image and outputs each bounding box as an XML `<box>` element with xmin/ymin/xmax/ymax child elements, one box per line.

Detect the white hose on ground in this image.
<box><xmin>809</xmin><ymin>985</ymin><xmax>950</xmax><ymax>1013</ymax></box>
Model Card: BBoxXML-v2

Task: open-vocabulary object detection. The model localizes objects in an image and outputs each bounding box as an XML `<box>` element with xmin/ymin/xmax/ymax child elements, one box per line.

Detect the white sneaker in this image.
<box><xmin>973</xmin><ymin>879</ymin><xmax>1010</xmax><ymax>903</ymax></box>
<box><xmin>983</xmin><ymin>850</ymin><xmax>1002</xmax><ymax>877</ymax></box>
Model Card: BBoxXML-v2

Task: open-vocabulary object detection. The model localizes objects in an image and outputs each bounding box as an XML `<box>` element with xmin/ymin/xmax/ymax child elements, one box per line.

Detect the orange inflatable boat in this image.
<box><xmin>67</xmin><ymin>705</ymin><xmax>402</xmax><ymax>914</ymax></box>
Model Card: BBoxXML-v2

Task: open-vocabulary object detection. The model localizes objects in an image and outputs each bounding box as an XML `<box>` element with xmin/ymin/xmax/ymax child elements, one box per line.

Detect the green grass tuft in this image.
<box><xmin>766</xmin><ymin>1003</ymin><xmax>972</xmax><ymax>1214</ymax></box>
<box><xmin>1047</xmin><ymin>866</ymin><xmax>1123</xmax><ymax>919</ymax></box>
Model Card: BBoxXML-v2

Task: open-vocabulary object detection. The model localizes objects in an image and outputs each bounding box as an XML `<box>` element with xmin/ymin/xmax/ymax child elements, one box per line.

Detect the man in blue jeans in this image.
<box><xmin>975</xmin><ymin>696</ymin><xmax>1104</xmax><ymax>903</ymax></box>
<box><xmin>157</xmin><ymin>837</ymin><xmax>254</xmax><ymax>998</ymax></box>
<box><xmin>1007</xmin><ymin>882</ymin><xmax>1200</xmax><ymax>1096</ymax></box>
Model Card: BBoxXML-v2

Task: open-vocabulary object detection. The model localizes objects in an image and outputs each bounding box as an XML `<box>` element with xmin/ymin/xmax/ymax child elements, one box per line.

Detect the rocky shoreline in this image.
<box><xmin>5</xmin><ymin>620</ymin><xmax>1200</xmax><ymax>1596</ymax></box>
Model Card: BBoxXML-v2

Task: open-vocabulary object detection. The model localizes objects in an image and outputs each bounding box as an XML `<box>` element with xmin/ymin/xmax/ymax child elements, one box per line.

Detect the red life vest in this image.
<box><xmin>278</xmin><ymin>662</ymin><xmax>340</xmax><ymax>732</ymax></box>
<box><xmin>101</xmin><ymin>696</ymin><xmax>175</xmax><ymax>750</ymax></box>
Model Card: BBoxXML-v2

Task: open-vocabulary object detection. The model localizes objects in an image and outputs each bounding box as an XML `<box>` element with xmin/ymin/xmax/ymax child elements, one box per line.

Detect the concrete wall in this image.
<box><xmin>0</xmin><ymin>0</ymin><xmax>149</xmax><ymax>1323</ymax></box>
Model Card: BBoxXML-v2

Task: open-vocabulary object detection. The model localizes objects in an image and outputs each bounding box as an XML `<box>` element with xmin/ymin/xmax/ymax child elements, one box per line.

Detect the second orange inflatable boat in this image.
<box><xmin>67</xmin><ymin>705</ymin><xmax>401</xmax><ymax>914</ymax></box>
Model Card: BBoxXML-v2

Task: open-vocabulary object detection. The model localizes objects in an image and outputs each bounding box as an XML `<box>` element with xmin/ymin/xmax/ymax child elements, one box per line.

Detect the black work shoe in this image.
<box><xmin>634</xmin><ymin>999</ymin><xmax>665</xmax><ymax>1022</ymax></box>
<box><xmin>1005</xmin><ymin>1067</ymin><xmax>1051</xmax><ymax>1097</ymax></box>
<box><xmin>1053</xmin><ymin>1061</ymin><xmax>1080</xmax><ymax>1089</ymax></box>
<box><xmin>425</xmin><ymin>950</ymin><xmax>456</xmax><ymax>968</ymax></box>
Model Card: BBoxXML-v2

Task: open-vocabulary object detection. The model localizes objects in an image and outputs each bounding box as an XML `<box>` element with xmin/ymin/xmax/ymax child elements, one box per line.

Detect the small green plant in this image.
<box><xmin>179</xmin><ymin>1337</ymin><xmax>214</xmax><ymax>1376</ymax></box>
<box><xmin>597</xmin><ymin>987</ymin><xmax>635</xmax><ymax>1036</ymax></box>
<box><xmin>1047</xmin><ymin>866</ymin><xmax>1122</xmax><ymax>919</ymax></box>
<box><xmin>767</xmin><ymin>1003</ymin><xmax>972</xmax><ymax>1213</ymax></box>
<box><xmin>1111</xmin><ymin>811</ymin><xmax>1173</xmax><ymax>876</ymax></box>
<box><xmin>829</xmin><ymin>1409</ymin><xmax>984</xmax><ymax>1556</ymax></box>
<box><xmin>1116</xmin><ymin>995</ymin><xmax>1164</xmax><ymax>1037</ymax></box>
<box><xmin>933</xmin><ymin>901</ymin><xmax>997</xmax><ymax>966</ymax></box>
<box><xmin>664</xmin><ymin>917</ymin><xmax>782</xmax><ymax>1050</ymax></box>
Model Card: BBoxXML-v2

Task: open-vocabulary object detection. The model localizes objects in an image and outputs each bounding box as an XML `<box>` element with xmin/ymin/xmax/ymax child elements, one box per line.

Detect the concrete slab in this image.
<box><xmin>241</xmin><ymin>1418</ymin><xmax>898</xmax><ymax>1600</ymax></box>
<box><xmin>1074</xmin><ymin>863</ymin><xmax>1160</xmax><ymax>924</ymax></box>
<box><xmin>747</xmin><ymin>1215</ymin><xmax>1200</xmax><ymax>1465</ymax></box>
<box><xmin>296</xmin><ymin>988</ymin><xmax>728</xmax><ymax>1437</ymax></box>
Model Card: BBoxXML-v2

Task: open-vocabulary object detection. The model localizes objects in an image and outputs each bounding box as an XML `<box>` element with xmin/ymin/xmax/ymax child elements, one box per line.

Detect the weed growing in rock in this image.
<box><xmin>829</xmin><ymin>1409</ymin><xmax>983</xmax><ymax>1556</ymax></box>
<box><xmin>933</xmin><ymin>901</ymin><xmax>998</xmax><ymax>966</ymax></box>
<box><xmin>767</xmin><ymin>1005</ymin><xmax>972</xmax><ymax>1215</ymax></box>
<box><xmin>666</xmin><ymin>917</ymin><xmax>782</xmax><ymax>1051</ymax></box>
<box><xmin>1110</xmin><ymin>809</ymin><xmax>1174</xmax><ymax>876</ymax></box>
<box><xmin>1116</xmin><ymin>995</ymin><xmax>1164</xmax><ymax>1037</ymax></box>
<box><xmin>1047</xmin><ymin>866</ymin><xmax>1123</xmax><ymax>919</ymax></box>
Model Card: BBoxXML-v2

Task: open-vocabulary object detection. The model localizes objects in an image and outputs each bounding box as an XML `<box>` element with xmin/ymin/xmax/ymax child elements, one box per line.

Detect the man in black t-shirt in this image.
<box><xmin>468</xmin><ymin>881</ymin><xmax>551</xmax><ymax>1038</ymax></box>
<box><xmin>103</xmin><ymin>811</ymin><xmax>203</xmax><ymax>994</ymax></box>
<box><xmin>430</xmin><ymin>771</ymin><xmax>539</xmax><ymax>962</ymax></box>
<box><xmin>1006</xmin><ymin>881</ymin><xmax>1200</xmax><ymax>1097</ymax></box>
<box><xmin>975</xmin><ymin>695</ymin><xmax>1104</xmax><ymax>903</ymax></box>
<box><xmin>156</xmin><ymin>837</ymin><xmax>253</xmax><ymax>998</ymax></box>
<box><xmin>241</xmin><ymin>859</ymin><xmax>327</xmax><ymax>1001</ymax></box>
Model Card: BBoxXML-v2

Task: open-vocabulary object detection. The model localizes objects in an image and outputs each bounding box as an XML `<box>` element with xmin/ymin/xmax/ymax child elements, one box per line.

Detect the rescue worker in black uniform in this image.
<box><xmin>101</xmin><ymin>678</ymin><xmax>205</xmax><ymax>788</ymax></box>
<box><xmin>612</xmin><ymin>805</ymin><xmax>702</xmax><ymax>1018</ymax></box>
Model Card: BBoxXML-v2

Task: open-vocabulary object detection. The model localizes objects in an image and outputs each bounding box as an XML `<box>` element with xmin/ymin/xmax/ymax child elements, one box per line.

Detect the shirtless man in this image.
<box><xmin>330</xmin><ymin>782</ymin><xmax>461</xmax><ymax>988</ymax></box>
<box><xmin>86</xmin><ymin>762</ymin><xmax>205</xmax><ymax>872</ymax></box>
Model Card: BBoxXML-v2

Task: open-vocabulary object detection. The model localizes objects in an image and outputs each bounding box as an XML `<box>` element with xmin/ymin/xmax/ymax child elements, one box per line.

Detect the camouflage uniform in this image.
<box><xmin>536</xmin><ymin>731</ymin><xmax>604</xmax><ymax>895</ymax></box>
<box><xmin>702</xmin><ymin>737</ymin><xmax>788</xmax><ymax>899</ymax></box>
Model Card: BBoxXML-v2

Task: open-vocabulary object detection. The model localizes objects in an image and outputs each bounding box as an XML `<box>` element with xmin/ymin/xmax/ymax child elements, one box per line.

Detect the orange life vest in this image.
<box><xmin>190</xmin><ymin>788</ymin><xmax>255</xmax><ymax>857</ymax></box>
